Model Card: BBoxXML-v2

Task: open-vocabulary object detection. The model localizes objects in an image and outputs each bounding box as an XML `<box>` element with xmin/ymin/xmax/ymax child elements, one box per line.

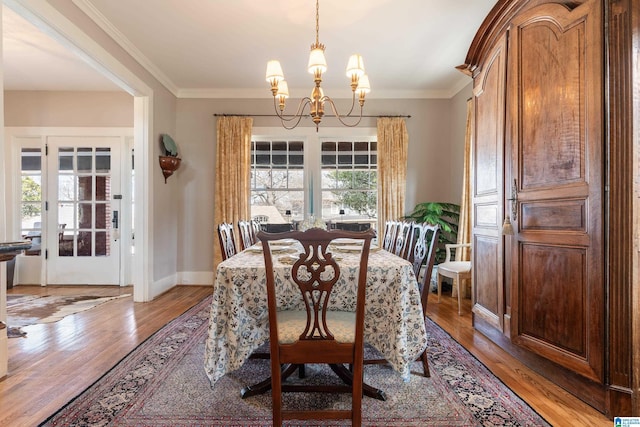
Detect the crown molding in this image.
<box><xmin>176</xmin><ymin>87</ymin><xmax>457</xmax><ymax>100</ymax></box>
<box><xmin>73</xmin><ymin>0</ymin><xmax>179</xmax><ymax>96</ymax></box>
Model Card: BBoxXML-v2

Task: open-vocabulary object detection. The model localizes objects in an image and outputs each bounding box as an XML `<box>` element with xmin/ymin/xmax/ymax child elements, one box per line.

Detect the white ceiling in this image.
<box><xmin>2</xmin><ymin>0</ymin><xmax>497</xmax><ymax>98</ymax></box>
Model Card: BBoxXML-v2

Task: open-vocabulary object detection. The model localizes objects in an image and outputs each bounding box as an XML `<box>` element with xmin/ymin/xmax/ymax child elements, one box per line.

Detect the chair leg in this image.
<box><xmin>437</xmin><ymin>272</ymin><xmax>442</xmax><ymax>303</ymax></box>
<box><xmin>418</xmin><ymin>349</ymin><xmax>430</xmax><ymax>377</ymax></box>
<box><xmin>455</xmin><ymin>275</ymin><xmax>462</xmax><ymax>315</ymax></box>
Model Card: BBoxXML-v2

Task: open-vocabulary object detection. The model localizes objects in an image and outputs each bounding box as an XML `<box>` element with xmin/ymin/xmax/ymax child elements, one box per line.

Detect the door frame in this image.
<box><xmin>4</xmin><ymin>0</ymin><xmax>156</xmax><ymax>302</ymax></box>
<box><xmin>6</xmin><ymin>127</ymin><xmax>134</xmax><ymax>287</ymax></box>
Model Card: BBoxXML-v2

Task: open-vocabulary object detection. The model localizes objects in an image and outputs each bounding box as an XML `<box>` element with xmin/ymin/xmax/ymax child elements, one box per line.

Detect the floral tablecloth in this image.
<box><xmin>204</xmin><ymin>241</ymin><xmax>428</xmax><ymax>386</ymax></box>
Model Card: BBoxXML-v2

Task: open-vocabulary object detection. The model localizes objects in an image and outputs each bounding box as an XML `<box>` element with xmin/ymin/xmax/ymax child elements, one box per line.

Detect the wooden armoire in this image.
<box><xmin>457</xmin><ymin>0</ymin><xmax>639</xmax><ymax>417</ymax></box>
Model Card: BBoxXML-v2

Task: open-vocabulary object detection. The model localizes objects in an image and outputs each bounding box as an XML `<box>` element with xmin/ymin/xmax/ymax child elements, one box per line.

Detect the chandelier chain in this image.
<box><xmin>315</xmin><ymin>0</ymin><xmax>320</xmax><ymax>45</ymax></box>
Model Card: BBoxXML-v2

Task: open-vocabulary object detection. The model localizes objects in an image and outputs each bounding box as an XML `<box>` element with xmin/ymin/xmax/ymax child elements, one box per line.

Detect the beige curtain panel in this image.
<box><xmin>213</xmin><ymin>116</ymin><xmax>253</xmax><ymax>269</ymax></box>
<box><xmin>457</xmin><ymin>99</ymin><xmax>473</xmax><ymax>262</ymax></box>
<box><xmin>376</xmin><ymin>117</ymin><xmax>409</xmax><ymax>234</ymax></box>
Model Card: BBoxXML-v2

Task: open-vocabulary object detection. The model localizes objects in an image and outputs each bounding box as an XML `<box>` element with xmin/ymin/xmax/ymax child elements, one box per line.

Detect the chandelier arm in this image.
<box><xmin>344</xmin><ymin>91</ymin><xmax>358</xmax><ymax>117</ymax></box>
<box><xmin>324</xmin><ymin>97</ymin><xmax>364</xmax><ymax>128</ymax></box>
<box><xmin>272</xmin><ymin>97</ymin><xmax>312</xmax><ymax>123</ymax></box>
<box><xmin>281</xmin><ymin>114</ymin><xmax>306</xmax><ymax>130</ymax></box>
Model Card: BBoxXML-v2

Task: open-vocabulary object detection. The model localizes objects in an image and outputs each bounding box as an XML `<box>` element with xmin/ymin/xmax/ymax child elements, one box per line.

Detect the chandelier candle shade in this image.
<box><xmin>265</xmin><ymin>0</ymin><xmax>371</xmax><ymax>130</ymax></box>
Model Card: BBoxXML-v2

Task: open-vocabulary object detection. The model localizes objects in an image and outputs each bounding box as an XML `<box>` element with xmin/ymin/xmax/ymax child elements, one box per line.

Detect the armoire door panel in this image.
<box><xmin>472</xmin><ymin>235</ymin><xmax>502</xmax><ymax>330</ymax></box>
<box><xmin>474</xmin><ymin>38</ymin><xmax>506</xmax><ymax>198</ymax></box>
<box><xmin>520</xmin><ymin>199</ymin><xmax>586</xmax><ymax>231</ymax></box>
<box><xmin>509</xmin><ymin>0</ymin><xmax>604</xmax><ymax>384</ymax></box>
<box><xmin>474</xmin><ymin>203</ymin><xmax>498</xmax><ymax>228</ymax></box>
<box><xmin>518</xmin><ymin>244</ymin><xmax>586</xmax><ymax>355</ymax></box>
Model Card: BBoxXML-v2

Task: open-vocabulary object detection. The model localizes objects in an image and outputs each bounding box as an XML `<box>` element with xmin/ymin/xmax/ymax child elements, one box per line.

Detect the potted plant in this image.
<box><xmin>159</xmin><ymin>134</ymin><xmax>181</xmax><ymax>183</ymax></box>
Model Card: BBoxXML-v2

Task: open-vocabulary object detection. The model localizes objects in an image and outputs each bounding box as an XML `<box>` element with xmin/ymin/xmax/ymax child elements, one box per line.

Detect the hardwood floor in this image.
<box><xmin>1</xmin><ymin>285</ymin><xmax>610</xmax><ymax>426</ymax></box>
<box><xmin>1</xmin><ymin>284</ymin><xmax>213</xmax><ymax>427</ymax></box>
<box><xmin>426</xmin><ymin>291</ymin><xmax>611</xmax><ymax>427</ymax></box>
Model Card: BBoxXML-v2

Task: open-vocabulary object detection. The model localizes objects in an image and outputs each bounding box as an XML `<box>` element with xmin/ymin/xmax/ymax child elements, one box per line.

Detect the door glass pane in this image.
<box><xmin>95</xmin><ymin>231</ymin><xmax>107</xmax><ymax>256</ymax></box>
<box><xmin>95</xmin><ymin>203</ymin><xmax>107</xmax><ymax>229</ymax></box>
<box><xmin>78</xmin><ymin>176</ymin><xmax>93</xmax><ymax>201</ymax></box>
<box><xmin>59</xmin><ymin>148</ymin><xmax>74</xmax><ymax>171</ymax></box>
<box><xmin>58</xmin><ymin>202</ymin><xmax>75</xmax><ymax>228</ymax></box>
<box><xmin>58</xmin><ymin>175</ymin><xmax>77</xmax><ymax>201</ymax></box>
<box><xmin>77</xmin><ymin>148</ymin><xmax>92</xmax><ymax>172</ymax></box>
<box><xmin>77</xmin><ymin>231</ymin><xmax>92</xmax><ymax>256</ymax></box>
<box><xmin>59</xmin><ymin>231</ymin><xmax>73</xmax><ymax>257</ymax></box>
<box><xmin>78</xmin><ymin>203</ymin><xmax>92</xmax><ymax>229</ymax></box>
<box><xmin>21</xmin><ymin>148</ymin><xmax>43</xmax><ymax>256</ymax></box>
<box><xmin>21</xmin><ymin>148</ymin><xmax>41</xmax><ymax>171</ymax></box>
<box><xmin>96</xmin><ymin>176</ymin><xmax>109</xmax><ymax>201</ymax></box>
<box><xmin>96</xmin><ymin>148</ymin><xmax>111</xmax><ymax>173</ymax></box>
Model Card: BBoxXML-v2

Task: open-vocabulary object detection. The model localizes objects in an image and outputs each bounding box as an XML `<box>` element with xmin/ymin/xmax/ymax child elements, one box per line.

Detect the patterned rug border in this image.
<box><xmin>39</xmin><ymin>295</ymin><xmax>550</xmax><ymax>426</ymax></box>
<box><xmin>425</xmin><ymin>315</ymin><xmax>551</xmax><ymax>426</ymax></box>
<box><xmin>37</xmin><ymin>296</ymin><xmax>206</xmax><ymax>427</ymax></box>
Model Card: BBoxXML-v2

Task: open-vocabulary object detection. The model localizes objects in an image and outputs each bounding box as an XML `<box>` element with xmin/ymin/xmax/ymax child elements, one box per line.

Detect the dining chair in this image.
<box><xmin>217</xmin><ymin>222</ymin><xmax>238</xmax><ymax>260</ymax></box>
<box><xmin>250</xmin><ymin>220</ymin><xmax>262</xmax><ymax>240</ymax></box>
<box><xmin>393</xmin><ymin>221</ymin><xmax>413</xmax><ymax>258</ymax></box>
<box><xmin>257</xmin><ymin>228</ymin><xmax>375</xmax><ymax>426</ymax></box>
<box><xmin>237</xmin><ymin>220</ymin><xmax>255</xmax><ymax>250</ymax></box>
<box><xmin>382</xmin><ymin>220</ymin><xmax>398</xmax><ymax>252</ymax></box>
<box><xmin>365</xmin><ymin>223</ymin><xmax>440</xmax><ymax>377</ymax></box>
<box><xmin>437</xmin><ymin>243</ymin><xmax>472</xmax><ymax>315</ymax></box>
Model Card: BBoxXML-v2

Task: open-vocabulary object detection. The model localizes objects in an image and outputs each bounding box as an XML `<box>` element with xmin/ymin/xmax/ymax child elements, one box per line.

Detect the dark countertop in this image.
<box><xmin>0</xmin><ymin>240</ymin><xmax>32</xmax><ymax>262</ymax></box>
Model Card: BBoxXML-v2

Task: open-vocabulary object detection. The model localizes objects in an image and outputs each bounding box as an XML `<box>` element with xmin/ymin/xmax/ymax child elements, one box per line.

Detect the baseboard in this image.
<box><xmin>177</xmin><ymin>271</ymin><xmax>214</xmax><ymax>286</ymax></box>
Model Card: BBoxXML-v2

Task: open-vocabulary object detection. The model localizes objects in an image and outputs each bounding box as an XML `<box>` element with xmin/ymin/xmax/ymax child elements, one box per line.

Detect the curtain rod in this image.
<box><xmin>213</xmin><ymin>113</ymin><xmax>411</xmax><ymax>118</ymax></box>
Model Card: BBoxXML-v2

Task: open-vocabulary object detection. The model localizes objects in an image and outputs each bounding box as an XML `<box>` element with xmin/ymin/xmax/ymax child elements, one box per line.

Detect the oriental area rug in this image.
<box><xmin>7</xmin><ymin>294</ymin><xmax>130</xmax><ymax>338</ymax></box>
<box><xmin>40</xmin><ymin>296</ymin><xmax>550</xmax><ymax>426</ymax></box>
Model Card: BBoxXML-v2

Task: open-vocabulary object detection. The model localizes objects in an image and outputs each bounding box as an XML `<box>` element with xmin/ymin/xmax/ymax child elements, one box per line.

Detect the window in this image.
<box><xmin>321</xmin><ymin>139</ymin><xmax>377</xmax><ymax>223</ymax></box>
<box><xmin>20</xmin><ymin>147</ymin><xmax>43</xmax><ymax>255</ymax></box>
<box><xmin>250</xmin><ymin>139</ymin><xmax>304</xmax><ymax>223</ymax></box>
<box><xmin>250</xmin><ymin>128</ymin><xmax>377</xmax><ymax>229</ymax></box>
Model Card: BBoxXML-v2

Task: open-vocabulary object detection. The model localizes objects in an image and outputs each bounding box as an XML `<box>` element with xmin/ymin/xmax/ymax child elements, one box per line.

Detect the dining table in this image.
<box><xmin>203</xmin><ymin>237</ymin><xmax>428</xmax><ymax>399</ymax></box>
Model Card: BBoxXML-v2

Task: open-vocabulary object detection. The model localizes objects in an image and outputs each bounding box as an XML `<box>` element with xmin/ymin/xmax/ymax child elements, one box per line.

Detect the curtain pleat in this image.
<box><xmin>376</xmin><ymin>117</ymin><xmax>409</xmax><ymax>235</ymax></box>
<box><xmin>213</xmin><ymin>116</ymin><xmax>253</xmax><ymax>269</ymax></box>
<box><xmin>457</xmin><ymin>99</ymin><xmax>473</xmax><ymax>261</ymax></box>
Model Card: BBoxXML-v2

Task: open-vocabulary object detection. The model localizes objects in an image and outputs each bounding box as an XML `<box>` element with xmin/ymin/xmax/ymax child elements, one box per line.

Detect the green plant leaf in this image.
<box><xmin>162</xmin><ymin>134</ymin><xmax>178</xmax><ymax>156</ymax></box>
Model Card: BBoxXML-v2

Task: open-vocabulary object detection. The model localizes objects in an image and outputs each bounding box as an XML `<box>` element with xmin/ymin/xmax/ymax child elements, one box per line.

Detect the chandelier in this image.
<box><xmin>265</xmin><ymin>0</ymin><xmax>371</xmax><ymax>130</ymax></box>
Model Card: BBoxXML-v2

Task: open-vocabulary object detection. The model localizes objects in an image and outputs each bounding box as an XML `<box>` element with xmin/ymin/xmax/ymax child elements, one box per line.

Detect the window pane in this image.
<box><xmin>96</xmin><ymin>203</ymin><xmax>107</xmax><ymax>229</ymax></box>
<box><xmin>272</xmin><ymin>170</ymin><xmax>288</xmax><ymax>189</ymax></box>
<box><xmin>77</xmin><ymin>148</ymin><xmax>92</xmax><ymax>172</ymax></box>
<box><xmin>58</xmin><ymin>175</ymin><xmax>77</xmax><ymax>201</ymax></box>
<box><xmin>78</xmin><ymin>231</ymin><xmax>92</xmax><ymax>256</ymax></box>
<box><xmin>59</xmin><ymin>148</ymin><xmax>74</xmax><ymax>171</ymax></box>
<box><xmin>21</xmin><ymin>148</ymin><xmax>41</xmax><ymax>171</ymax></box>
<box><xmin>95</xmin><ymin>231</ymin><xmax>108</xmax><ymax>256</ymax></box>
<box><xmin>96</xmin><ymin>148</ymin><xmax>111</xmax><ymax>173</ymax></box>
<box><xmin>78</xmin><ymin>176</ymin><xmax>93</xmax><ymax>201</ymax></box>
<box><xmin>59</xmin><ymin>233</ymin><xmax>74</xmax><ymax>257</ymax></box>
<box><xmin>79</xmin><ymin>203</ymin><xmax>92</xmax><ymax>229</ymax></box>
<box><xmin>96</xmin><ymin>176</ymin><xmax>110</xmax><ymax>201</ymax></box>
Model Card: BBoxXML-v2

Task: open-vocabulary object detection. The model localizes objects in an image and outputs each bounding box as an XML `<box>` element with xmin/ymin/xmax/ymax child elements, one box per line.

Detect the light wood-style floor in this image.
<box><xmin>1</xmin><ymin>285</ymin><xmax>610</xmax><ymax>426</ymax></box>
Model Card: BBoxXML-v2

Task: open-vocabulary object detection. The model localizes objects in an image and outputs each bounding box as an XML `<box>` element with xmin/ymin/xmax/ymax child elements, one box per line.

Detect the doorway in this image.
<box><xmin>11</xmin><ymin>129</ymin><xmax>133</xmax><ymax>286</ymax></box>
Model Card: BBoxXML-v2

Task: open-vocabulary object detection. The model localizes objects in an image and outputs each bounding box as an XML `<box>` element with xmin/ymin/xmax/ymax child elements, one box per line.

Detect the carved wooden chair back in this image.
<box><xmin>382</xmin><ymin>220</ymin><xmax>399</xmax><ymax>252</ymax></box>
<box><xmin>258</xmin><ymin>228</ymin><xmax>375</xmax><ymax>426</ymax></box>
<box><xmin>237</xmin><ymin>220</ymin><xmax>255</xmax><ymax>250</ymax></box>
<box><xmin>250</xmin><ymin>220</ymin><xmax>262</xmax><ymax>241</ymax></box>
<box><xmin>393</xmin><ymin>221</ymin><xmax>413</xmax><ymax>258</ymax></box>
<box><xmin>217</xmin><ymin>222</ymin><xmax>237</xmax><ymax>261</ymax></box>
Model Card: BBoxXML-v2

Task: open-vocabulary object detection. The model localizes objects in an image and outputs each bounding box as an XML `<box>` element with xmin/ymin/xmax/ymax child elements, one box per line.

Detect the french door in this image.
<box><xmin>45</xmin><ymin>136</ymin><xmax>122</xmax><ymax>285</ymax></box>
